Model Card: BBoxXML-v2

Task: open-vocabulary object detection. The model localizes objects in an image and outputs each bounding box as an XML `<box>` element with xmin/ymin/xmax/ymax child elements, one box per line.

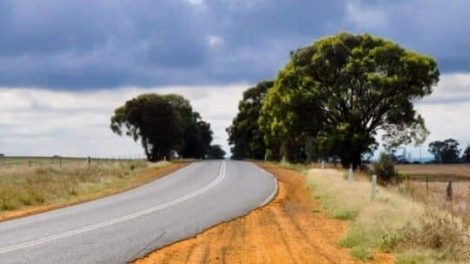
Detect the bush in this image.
<box><xmin>387</xmin><ymin>209</ymin><xmax>470</xmax><ymax>261</ymax></box>
<box><xmin>373</xmin><ymin>152</ymin><xmax>396</xmax><ymax>182</ymax></box>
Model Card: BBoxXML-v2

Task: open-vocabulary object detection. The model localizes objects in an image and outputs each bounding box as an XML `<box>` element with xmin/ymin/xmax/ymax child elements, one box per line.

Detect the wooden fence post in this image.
<box><xmin>446</xmin><ymin>180</ymin><xmax>453</xmax><ymax>201</ymax></box>
<box><xmin>371</xmin><ymin>175</ymin><xmax>377</xmax><ymax>200</ymax></box>
<box><xmin>348</xmin><ymin>165</ymin><xmax>353</xmax><ymax>184</ymax></box>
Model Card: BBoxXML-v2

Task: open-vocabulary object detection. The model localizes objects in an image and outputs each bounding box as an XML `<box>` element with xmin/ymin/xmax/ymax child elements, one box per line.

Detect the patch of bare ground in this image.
<box><xmin>135</xmin><ymin>163</ymin><xmax>393</xmax><ymax>264</ymax></box>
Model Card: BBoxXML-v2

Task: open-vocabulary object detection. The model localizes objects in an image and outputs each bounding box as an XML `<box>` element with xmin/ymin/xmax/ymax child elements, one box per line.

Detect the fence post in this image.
<box><xmin>426</xmin><ymin>176</ymin><xmax>429</xmax><ymax>193</ymax></box>
<box><xmin>321</xmin><ymin>160</ymin><xmax>325</xmax><ymax>170</ymax></box>
<box><xmin>371</xmin><ymin>175</ymin><xmax>377</xmax><ymax>200</ymax></box>
<box><xmin>348</xmin><ymin>164</ymin><xmax>353</xmax><ymax>184</ymax></box>
<box><xmin>446</xmin><ymin>180</ymin><xmax>453</xmax><ymax>201</ymax></box>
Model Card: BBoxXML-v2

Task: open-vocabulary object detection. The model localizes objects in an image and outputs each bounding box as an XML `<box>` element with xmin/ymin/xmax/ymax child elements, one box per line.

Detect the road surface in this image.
<box><xmin>0</xmin><ymin>160</ymin><xmax>277</xmax><ymax>264</ymax></box>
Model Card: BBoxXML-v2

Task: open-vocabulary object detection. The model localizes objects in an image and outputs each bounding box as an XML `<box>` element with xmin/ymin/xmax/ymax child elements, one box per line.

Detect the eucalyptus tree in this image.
<box><xmin>260</xmin><ymin>33</ymin><xmax>439</xmax><ymax>168</ymax></box>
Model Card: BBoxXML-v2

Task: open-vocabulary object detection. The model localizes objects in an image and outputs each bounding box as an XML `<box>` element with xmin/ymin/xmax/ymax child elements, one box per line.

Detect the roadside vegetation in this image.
<box><xmin>306</xmin><ymin>165</ymin><xmax>470</xmax><ymax>263</ymax></box>
<box><xmin>0</xmin><ymin>157</ymin><xmax>184</xmax><ymax>220</ymax></box>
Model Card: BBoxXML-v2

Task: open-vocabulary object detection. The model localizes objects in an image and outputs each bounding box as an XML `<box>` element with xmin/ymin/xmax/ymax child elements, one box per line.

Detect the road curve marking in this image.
<box><xmin>257</xmin><ymin>166</ymin><xmax>278</xmax><ymax>207</ymax></box>
<box><xmin>0</xmin><ymin>162</ymin><xmax>226</xmax><ymax>255</ymax></box>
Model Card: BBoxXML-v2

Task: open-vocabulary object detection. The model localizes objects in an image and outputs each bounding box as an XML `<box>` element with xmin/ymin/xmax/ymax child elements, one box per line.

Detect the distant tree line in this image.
<box><xmin>227</xmin><ymin>33</ymin><xmax>439</xmax><ymax>168</ymax></box>
<box><xmin>429</xmin><ymin>138</ymin><xmax>470</xmax><ymax>163</ymax></box>
<box><xmin>110</xmin><ymin>93</ymin><xmax>225</xmax><ymax>161</ymax></box>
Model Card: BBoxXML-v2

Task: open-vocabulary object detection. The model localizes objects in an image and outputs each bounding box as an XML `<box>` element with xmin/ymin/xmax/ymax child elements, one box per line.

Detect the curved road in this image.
<box><xmin>0</xmin><ymin>160</ymin><xmax>277</xmax><ymax>264</ymax></box>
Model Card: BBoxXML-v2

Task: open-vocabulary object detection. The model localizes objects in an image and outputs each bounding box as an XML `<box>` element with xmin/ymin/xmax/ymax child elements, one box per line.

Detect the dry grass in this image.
<box><xmin>394</xmin><ymin>163</ymin><xmax>470</xmax><ymax>224</ymax></box>
<box><xmin>396</xmin><ymin>164</ymin><xmax>470</xmax><ymax>179</ymax></box>
<box><xmin>307</xmin><ymin>167</ymin><xmax>470</xmax><ymax>263</ymax></box>
<box><xmin>0</xmin><ymin>157</ymin><xmax>182</xmax><ymax>220</ymax></box>
<box><xmin>405</xmin><ymin>181</ymin><xmax>470</xmax><ymax>222</ymax></box>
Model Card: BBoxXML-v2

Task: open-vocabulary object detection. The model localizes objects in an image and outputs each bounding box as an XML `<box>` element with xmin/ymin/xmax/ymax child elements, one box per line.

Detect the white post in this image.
<box><xmin>348</xmin><ymin>165</ymin><xmax>353</xmax><ymax>184</ymax></box>
<box><xmin>371</xmin><ymin>175</ymin><xmax>377</xmax><ymax>200</ymax></box>
<box><xmin>321</xmin><ymin>160</ymin><xmax>325</xmax><ymax>170</ymax></box>
<box><xmin>264</xmin><ymin>153</ymin><xmax>267</xmax><ymax>163</ymax></box>
<box><xmin>282</xmin><ymin>156</ymin><xmax>286</xmax><ymax>165</ymax></box>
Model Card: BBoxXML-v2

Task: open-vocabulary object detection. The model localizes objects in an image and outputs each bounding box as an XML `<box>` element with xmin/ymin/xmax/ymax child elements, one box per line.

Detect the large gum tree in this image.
<box><xmin>260</xmin><ymin>33</ymin><xmax>439</xmax><ymax>168</ymax></box>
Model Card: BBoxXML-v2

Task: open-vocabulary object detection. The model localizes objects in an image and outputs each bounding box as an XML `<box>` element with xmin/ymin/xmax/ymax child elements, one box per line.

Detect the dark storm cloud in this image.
<box><xmin>0</xmin><ymin>0</ymin><xmax>469</xmax><ymax>89</ymax></box>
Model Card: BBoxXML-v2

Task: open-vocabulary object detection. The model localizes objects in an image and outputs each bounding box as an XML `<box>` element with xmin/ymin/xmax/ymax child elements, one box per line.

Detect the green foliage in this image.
<box><xmin>206</xmin><ymin>144</ymin><xmax>226</xmax><ymax>159</ymax></box>
<box><xmin>163</xmin><ymin>94</ymin><xmax>213</xmax><ymax>159</ymax></box>
<box><xmin>259</xmin><ymin>32</ymin><xmax>439</xmax><ymax>167</ymax></box>
<box><xmin>462</xmin><ymin>146</ymin><xmax>470</xmax><ymax>163</ymax></box>
<box><xmin>350</xmin><ymin>247</ymin><xmax>373</xmax><ymax>261</ymax></box>
<box><xmin>227</xmin><ymin>81</ymin><xmax>273</xmax><ymax>160</ymax></box>
<box><xmin>428</xmin><ymin>138</ymin><xmax>461</xmax><ymax>163</ymax></box>
<box><xmin>373</xmin><ymin>152</ymin><xmax>396</xmax><ymax>182</ymax></box>
<box><xmin>111</xmin><ymin>93</ymin><xmax>214</xmax><ymax>161</ymax></box>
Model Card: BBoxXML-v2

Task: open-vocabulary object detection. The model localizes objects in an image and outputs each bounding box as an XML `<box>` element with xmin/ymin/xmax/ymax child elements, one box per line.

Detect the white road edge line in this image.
<box><xmin>0</xmin><ymin>161</ymin><xmax>227</xmax><ymax>255</ymax></box>
<box><xmin>257</xmin><ymin>167</ymin><xmax>279</xmax><ymax>207</ymax></box>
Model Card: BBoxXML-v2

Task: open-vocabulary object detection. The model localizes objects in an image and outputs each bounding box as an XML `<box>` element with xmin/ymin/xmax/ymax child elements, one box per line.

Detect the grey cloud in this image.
<box><xmin>0</xmin><ymin>0</ymin><xmax>469</xmax><ymax>89</ymax></box>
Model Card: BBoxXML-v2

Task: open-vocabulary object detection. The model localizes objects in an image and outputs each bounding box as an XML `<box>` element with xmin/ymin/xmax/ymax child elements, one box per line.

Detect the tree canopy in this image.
<box><xmin>258</xmin><ymin>33</ymin><xmax>439</xmax><ymax>168</ymax></box>
<box><xmin>428</xmin><ymin>138</ymin><xmax>461</xmax><ymax>163</ymax></box>
<box><xmin>463</xmin><ymin>146</ymin><xmax>470</xmax><ymax>163</ymax></box>
<box><xmin>111</xmin><ymin>93</ymin><xmax>214</xmax><ymax>161</ymax></box>
<box><xmin>206</xmin><ymin>145</ymin><xmax>226</xmax><ymax>159</ymax></box>
<box><xmin>227</xmin><ymin>81</ymin><xmax>273</xmax><ymax>160</ymax></box>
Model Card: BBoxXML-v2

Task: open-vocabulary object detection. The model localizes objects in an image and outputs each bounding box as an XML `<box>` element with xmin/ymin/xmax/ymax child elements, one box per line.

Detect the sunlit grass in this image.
<box><xmin>306</xmin><ymin>168</ymin><xmax>470</xmax><ymax>263</ymax></box>
<box><xmin>0</xmin><ymin>158</ymin><xmax>154</xmax><ymax>212</ymax></box>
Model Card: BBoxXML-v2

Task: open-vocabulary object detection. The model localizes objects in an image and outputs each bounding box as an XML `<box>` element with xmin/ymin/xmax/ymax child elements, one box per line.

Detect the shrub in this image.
<box><xmin>373</xmin><ymin>152</ymin><xmax>396</xmax><ymax>182</ymax></box>
<box><xmin>386</xmin><ymin>209</ymin><xmax>470</xmax><ymax>261</ymax></box>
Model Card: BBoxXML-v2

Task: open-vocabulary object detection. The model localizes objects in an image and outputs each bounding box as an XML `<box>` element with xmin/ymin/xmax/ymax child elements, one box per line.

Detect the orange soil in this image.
<box><xmin>0</xmin><ymin>162</ymin><xmax>187</xmax><ymax>223</ymax></box>
<box><xmin>135</xmin><ymin>163</ymin><xmax>393</xmax><ymax>264</ymax></box>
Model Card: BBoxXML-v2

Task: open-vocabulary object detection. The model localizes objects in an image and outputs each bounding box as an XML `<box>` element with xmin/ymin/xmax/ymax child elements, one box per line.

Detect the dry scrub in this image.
<box><xmin>135</xmin><ymin>163</ymin><xmax>394</xmax><ymax>264</ymax></box>
<box><xmin>307</xmin><ymin>168</ymin><xmax>470</xmax><ymax>263</ymax></box>
<box><xmin>0</xmin><ymin>158</ymin><xmax>185</xmax><ymax>221</ymax></box>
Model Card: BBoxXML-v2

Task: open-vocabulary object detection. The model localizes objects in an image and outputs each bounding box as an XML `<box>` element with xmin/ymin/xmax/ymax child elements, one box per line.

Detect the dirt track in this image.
<box><xmin>135</xmin><ymin>163</ymin><xmax>393</xmax><ymax>264</ymax></box>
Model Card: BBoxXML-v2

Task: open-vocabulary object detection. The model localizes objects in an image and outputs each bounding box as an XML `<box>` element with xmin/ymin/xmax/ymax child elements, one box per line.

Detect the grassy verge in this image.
<box><xmin>305</xmin><ymin>168</ymin><xmax>470</xmax><ymax>263</ymax></box>
<box><xmin>0</xmin><ymin>159</ymin><xmax>186</xmax><ymax>221</ymax></box>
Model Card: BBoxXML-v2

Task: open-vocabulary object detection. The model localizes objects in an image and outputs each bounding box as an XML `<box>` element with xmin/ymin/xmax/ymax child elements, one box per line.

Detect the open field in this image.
<box><xmin>393</xmin><ymin>164</ymin><xmax>470</xmax><ymax>222</ymax></box>
<box><xmin>396</xmin><ymin>164</ymin><xmax>470</xmax><ymax>180</ymax></box>
<box><xmin>135</xmin><ymin>163</ymin><xmax>392</xmax><ymax>264</ymax></box>
<box><xmin>0</xmin><ymin>156</ymin><xmax>187</xmax><ymax>221</ymax></box>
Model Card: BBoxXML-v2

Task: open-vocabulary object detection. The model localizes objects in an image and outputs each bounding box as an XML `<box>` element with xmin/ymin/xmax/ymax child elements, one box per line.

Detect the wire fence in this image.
<box><xmin>0</xmin><ymin>155</ymin><xmax>149</xmax><ymax>169</ymax></box>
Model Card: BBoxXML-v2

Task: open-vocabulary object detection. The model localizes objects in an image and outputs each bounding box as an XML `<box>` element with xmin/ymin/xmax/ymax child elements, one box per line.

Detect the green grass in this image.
<box><xmin>0</xmin><ymin>158</ymin><xmax>161</xmax><ymax>212</ymax></box>
<box><xmin>306</xmin><ymin>168</ymin><xmax>470</xmax><ymax>263</ymax></box>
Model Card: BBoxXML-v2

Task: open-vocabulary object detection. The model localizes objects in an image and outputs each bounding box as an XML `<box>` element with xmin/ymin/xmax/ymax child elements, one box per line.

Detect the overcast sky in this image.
<box><xmin>0</xmin><ymin>0</ymin><xmax>469</xmax><ymax>159</ymax></box>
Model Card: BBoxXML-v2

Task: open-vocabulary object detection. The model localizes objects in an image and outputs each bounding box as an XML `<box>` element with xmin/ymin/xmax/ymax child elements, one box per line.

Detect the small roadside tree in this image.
<box><xmin>373</xmin><ymin>152</ymin><xmax>396</xmax><ymax>182</ymax></box>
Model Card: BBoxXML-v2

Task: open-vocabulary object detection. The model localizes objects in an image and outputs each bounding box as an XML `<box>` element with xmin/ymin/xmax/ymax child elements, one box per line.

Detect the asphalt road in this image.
<box><xmin>0</xmin><ymin>160</ymin><xmax>277</xmax><ymax>264</ymax></box>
